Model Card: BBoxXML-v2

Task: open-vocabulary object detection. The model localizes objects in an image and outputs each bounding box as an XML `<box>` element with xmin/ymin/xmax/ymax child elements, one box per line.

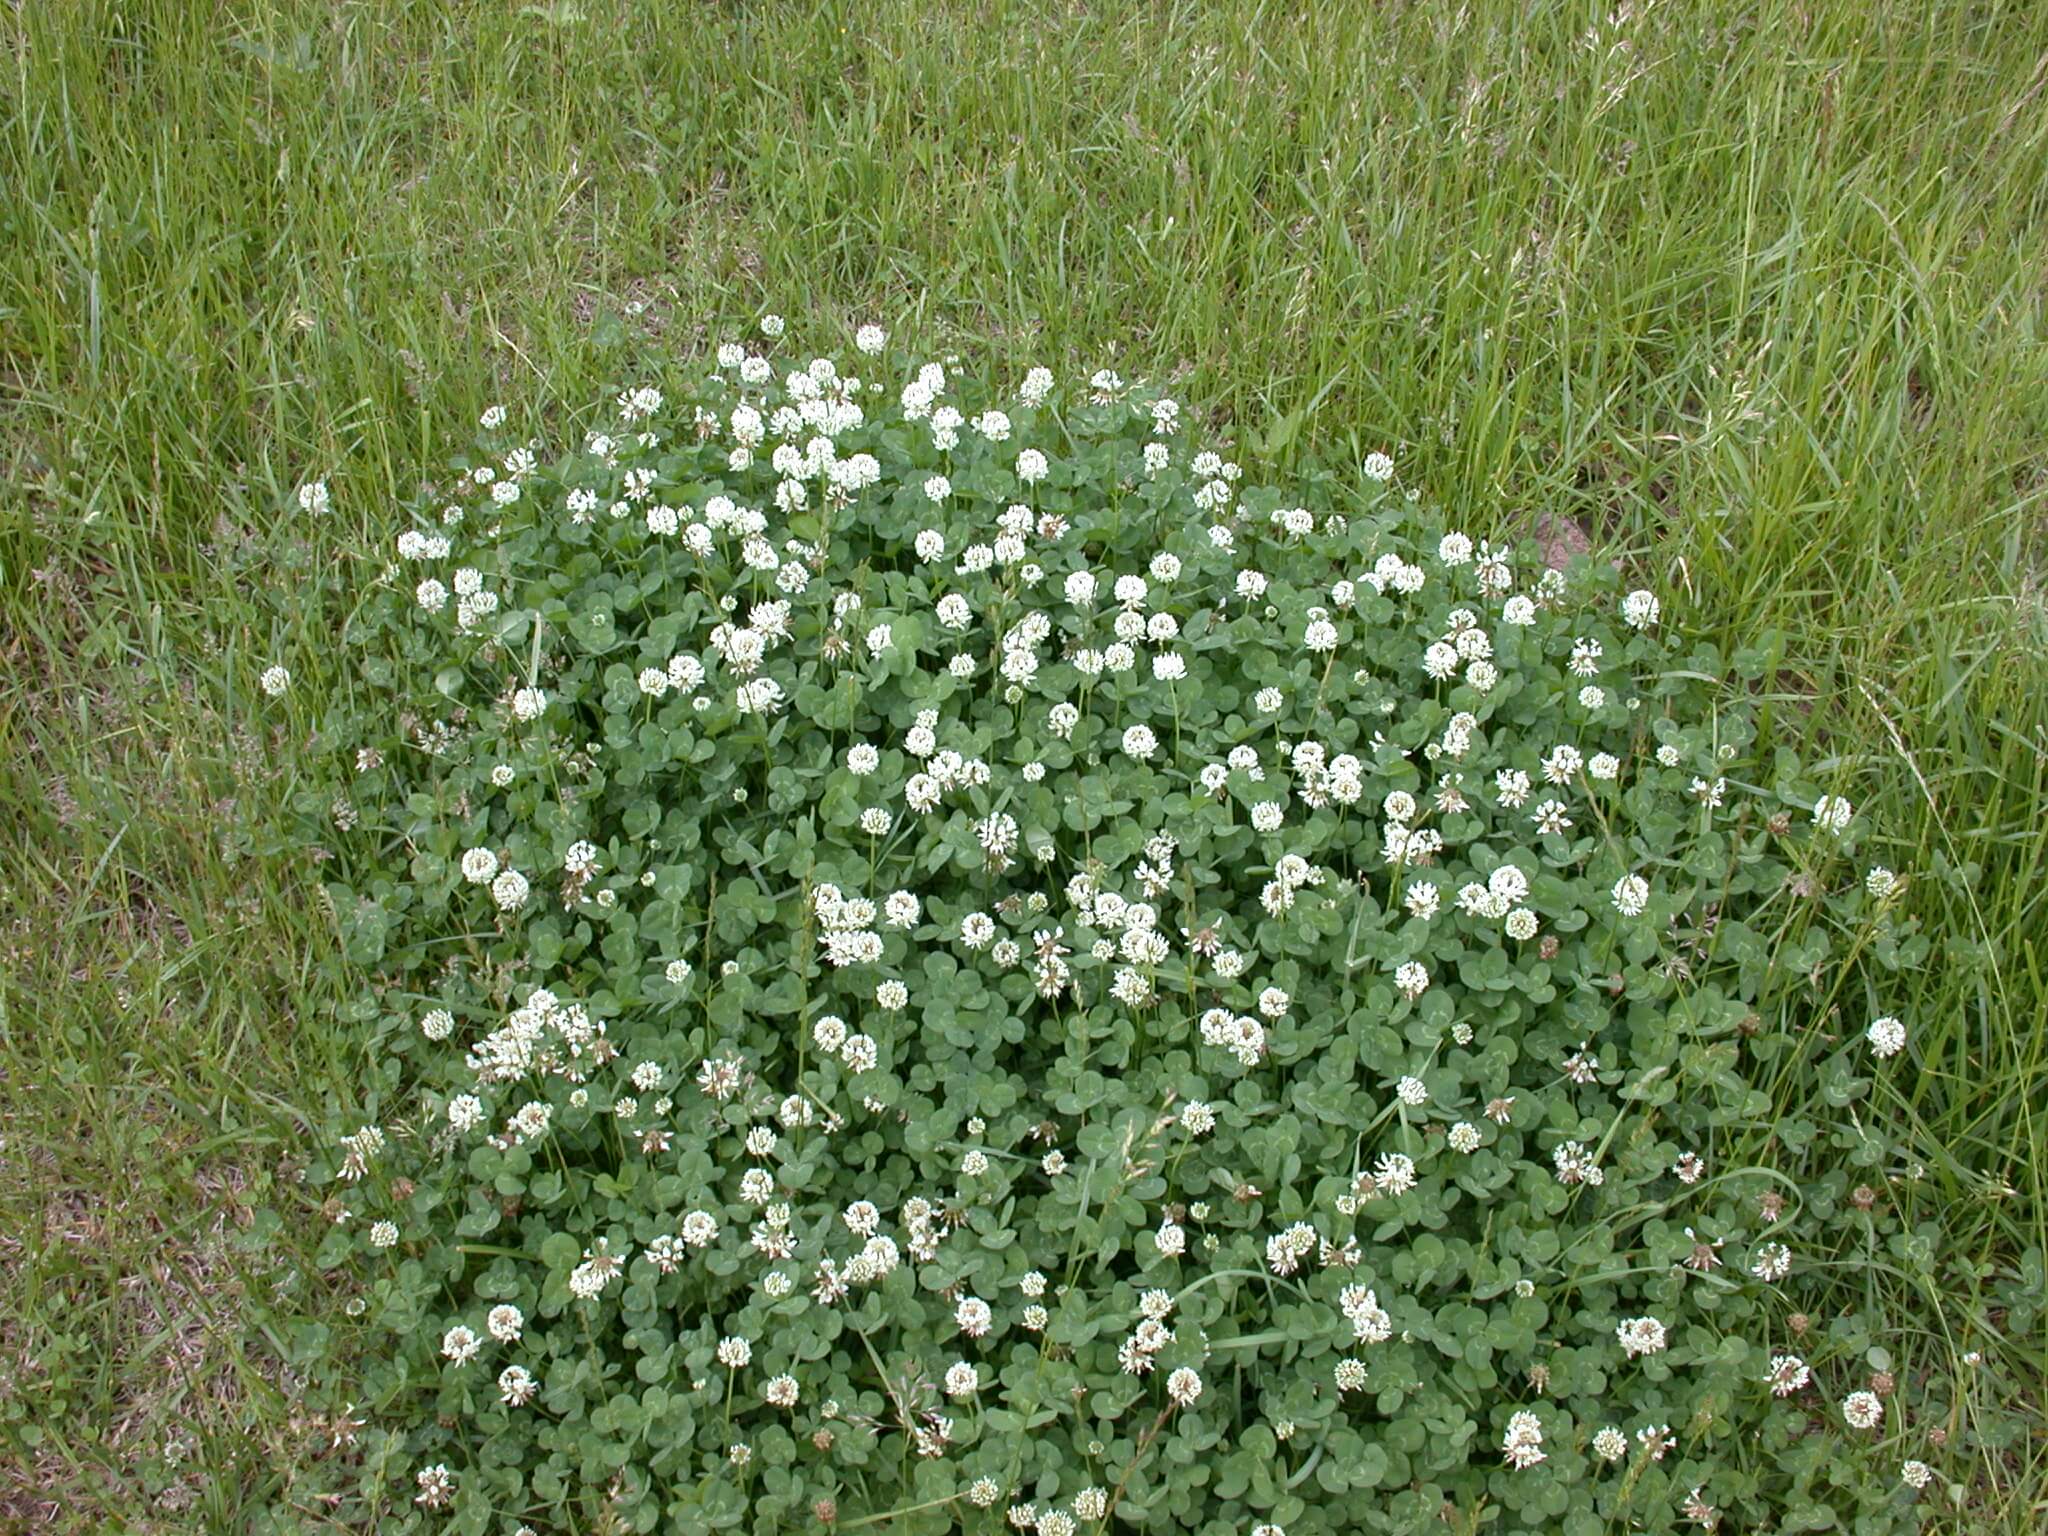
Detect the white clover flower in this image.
<box><xmin>1362</xmin><ymin>451</ymin><xmax>1394</xmax><ymax>482</ymax></box>
<box><xmin>1542</xmin><ymin>744</ymin><xmax>1583</xmax><ymax>784</ymax></box>
<box><xmin>1813</xmin><ymin>794</ymin><xmax>1854</xmax><ymax>834</ymax></box>
<box><xmin>1751</xmin><ymin>1242</ymin><xmax>1793</xmax><ymax>1282</ymax></box>
<box><xmin>1842</xmin><ymin>1390</ymin><xmax>1884</xmax><ymax>1430</ymax></box>
<box><xmin>491</xmin><ymin>869</ymin><xmax>530</xmax><ymax>911</ymax></box>
<box><xmin>1901</xmin><ymin>1460</ymin><xmax>1933</xmax><ymax>1489</ymax></box>
<box><xmin>1592</xmin><ymin>1426</ymin><xmax>1628</xmax><ymax>1462</ymax></box>
<box><xmin>260</xmin><ymin>665</ymin><xmax>291</xmax><ymax>697</ymax></box>
<box><xmin>1165</xmin><ymin>1367</ymin><xmax>1203</xmax><ymax>1406</ymax></box>
<box><xmin>1304</xmin><ymin>618</ymin><xmax>1339</xmax><ymax>653</ymax></box>
<box><xmin>1867</xmin><ymin>1015</ymin><xmax>1906</xmax><ymax>1058</ymax></box>
<box><xmin>681</xmin><ymin>1211</ymin><xmax>719</xmax><ymax>1247</ymax></box>
<box><xmin>1621</xmin><ymin>588</ymin><xmax>1660</xmax><ymax>628</ymax></box>
<box><xmin>1766</xmin><ymin>1355</ymin><xmax>1810</xmax><ymax>1396</ymax></box>
<box><xmin>414</xmin><ymin>1464</ymin><xmax>455</xmax><ymax>1508</ymax></box>
<box><xmin>1552</xmin><ymin>1141</ymin><xmax>1600</xmax><ymax>1185</ymax></box>
<box><xmin>511</xmin><ymin>687</ymin><xmax>546</xmax><ymax>722</ymax></box>
<box><xmin>1616</xmin><ymin>1316</ymin><xmax>1668</xmax><ymax>1359</ymax></box>
<box><xmin>1611</xmin><ymin>874</ymin><xmax>1651</xmax><ymax>918</ymax></box>
<box><xmin>1369</xmin><ymin>1153</ymin><xmax>1416</xmax><ymax>1198</ymax></box>
<box><xmin>1500</xmin><ymin>1410</ymin><xmax>1544</xmax><ymax>1469</ymax></box>
<box><xmin>855</xmin><ymin>324</ymin><xmax>887</xmax><ymax>355</ymax></box>
<box><xmin>441</xmin><ymin>1325</ymin><xmax>480</xmax><ymax>1367</ymax></box>
<box><xmin>1485</xmin><ymin>863</ymin><xmax>1528</xmax><ymax>903</ymax></box>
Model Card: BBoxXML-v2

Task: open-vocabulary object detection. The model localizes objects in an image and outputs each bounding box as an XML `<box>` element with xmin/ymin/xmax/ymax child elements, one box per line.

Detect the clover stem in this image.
<box><xmin>1100</xmin><ymin>1408</ymin><xmax>1174</xmax><ymax>1528</ymax></box>
<box><xmin>721</xmin><ymin>1364</ymin><xmax>736</xmax><ymax>1466</ymax></box>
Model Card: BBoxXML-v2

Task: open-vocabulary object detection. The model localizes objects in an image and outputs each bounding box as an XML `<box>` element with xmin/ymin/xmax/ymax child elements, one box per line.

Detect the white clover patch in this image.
<box><xmin>298</xmin><ymin>324</ymin><xmax>1938</xmax><ymax>1536</ymax></box>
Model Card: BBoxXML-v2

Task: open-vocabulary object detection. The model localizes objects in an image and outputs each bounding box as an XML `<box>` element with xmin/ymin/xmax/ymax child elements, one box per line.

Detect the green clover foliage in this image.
<box><xmin>290</xmin><ymin>328</ymin><xmax>1955</xmax><ymax>1536</ymax></box>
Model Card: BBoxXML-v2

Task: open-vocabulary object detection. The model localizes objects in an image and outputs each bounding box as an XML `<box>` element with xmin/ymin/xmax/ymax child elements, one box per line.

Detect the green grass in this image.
<box><xmin>2</xmin><ymin>0</ymin><xmax>2045</xmax><ymax>1528</ymax></box>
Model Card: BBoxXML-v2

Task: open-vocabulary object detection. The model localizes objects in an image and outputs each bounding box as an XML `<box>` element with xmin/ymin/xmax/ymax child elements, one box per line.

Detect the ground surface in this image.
<box><xmin>2</xmin><ymin>0</ymin><xmax>2046</xmax><ymax>1530</ymax></box>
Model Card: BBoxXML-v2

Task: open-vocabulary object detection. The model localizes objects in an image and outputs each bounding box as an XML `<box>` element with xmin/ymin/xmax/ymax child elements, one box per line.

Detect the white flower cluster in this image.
<box><xmin>466</xmin><ymin>986</ymin><xmax>608</xmax><ymax>1085</ymax></box>
<box><xmin>1339</xmin><ymin>1285</ymin><xmax>1393</xmax><ymax>1345</ymax></box>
